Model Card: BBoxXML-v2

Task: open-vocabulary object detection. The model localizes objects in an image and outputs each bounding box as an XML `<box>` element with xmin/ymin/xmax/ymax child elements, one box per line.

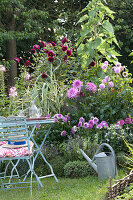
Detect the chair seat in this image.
<box><xmin>0</xmin><ymin>142</ymin><xmax>33</xmax><ymax>158</ymax></box>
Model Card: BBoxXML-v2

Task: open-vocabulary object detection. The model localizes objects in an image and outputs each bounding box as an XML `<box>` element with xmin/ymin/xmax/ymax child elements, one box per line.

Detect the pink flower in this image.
<box><xmin>101</xmin><ymin>121</ymin><xmax>108</xmax><ymax>128</ymax></box>
<box><xmin>62</xmin><ymin>37</ymin><xmax>67</xmax><ymax>44</ymax></box>
<box><xmin>72</xmin><ymin>126</ymin><xmax>77</xmax><ymax>134</ymax></box>
<box><xmin>40</xmin><ymin>41</ymin><xmax>46</xmax><ymax>47</ymax></box>
<box><xmin>41</xmin><ymin>72</ymin><xmax>47</xmax><ymax>78</ymax></box>
<box><xmin>88</xmin><ymin>120</ymin><xmax>93</xmax><ymax>125</ymax></box>
<box><xmin>116</xmin><ymin>62</ymin><xmax>121</xmax><ymax>67</ymax></box>
<box><xmin>72</xmin><ymin>79</ymin><xmax>83</xmax><ymax>90</ymax></box>
<box><xmin>86</xmin><ymin>82</ymin><xmax>97</xmax><ymax>93</ymax></box>
<box><xmin>78</xmin><ymin>122</ymin><xmax>82</xmax><ymax>127</ymax></box>
<box><xmin>48</xmin><ymin>57</ymin><xmax>54</xmax><ymax>62</ymax></box>
<box><xmin>54</xmin><ymin>118</ymin><xmax>58</xmax><ymax>123</ymax></box>
<box><xmin>122</xmin><ymin>72</ymin><xmax>128</xmax><ymax>77</ymax></box>
<box><xmin>114</xmin><ymin>67</ymin><xmax>120</xmax><ymax>73</ymax></box>
<box><xmin>125</xmin><ymin>118</ymin><xmax>132</xmax><ymax>124</ymax></box>
<box><xmin>9</xmin><ymin>87</ymin><xmax>17</xmax><ymax>97</ymax></box>
<box><xmin>51</xmin><ymin>42</ymin><xmax>56</xmax><ymax>46</ymax></box>
<box><xmin>61</xmin><ymin>130</ymin><xmax>67</xmax><ymax>136</ymax></box>
<box><xmin>99</xmin><ymin>83</ymin><xmax>105</xmax><ymax>89</ymax></box>
<box><xmin>108</xmin><ymin>82</ymin><xmax>114</xmax><ymax>88</ymax></box>
<box><xmin>84</xmin><ymin>122</ymin><xmax>89</xmax><ymax>129</ymax></box>
<box><xmin>0</xmin><ymin>65</ymin><xmax>6</xmax><ymax>72</ymax></box>
<box><xmin>65</xmin><ymin>115</ymin><xmax>70</xmax><ymax>120</ymax></box>
<box><xmin>62</xmin><ymin>117</ymin><xmax>67</xmax><ymax>123</ymax></box>
<box><xmin>105</xmin><ymin>76</ymin><xmax>110</xmax><ymax>82</ymax></box>
<box><xmin>62</xmin><ymin>46</ymin><xmax>68</xmax><ymax>51</ymax></box>
<box><xmin>25</xmin><ymin>60</ymin><xmax>31</xmax><ymax>66</ymax></box>
<box><xmin>79</xmin><ymin>117</ymin><xmax>85</xmax><ymax>123</ymax></box>
<box><xmin>14</xmin><ymin>57</ymin><xmax>20</xmax><ymax>63</ymax></box>
<box><xmin>36</xmin><ymin>124</ymin><xmax>41</xmax><ymax>128</ymax></box>
<box><xmin>87</xmin><ymin>123</ymin><xmax>93</xmax><ymax>129</ymax></box>
<box><xmin>104</xmin><ymin>61</ymin><xmax>108</xmax><ymax>65</ymax></box>
<box><xmin>96</xmin><ymin>124</ymin><xmax>103</xmax><ymax>129</ymax></box>
<box><xmin>33</xmin><ymin>45</ymin><xmax>40</xmax><ymax>50</ymax></box>
<box><xmin>48</xmin><ymin>51</ymin><xmax>55</xmax><ymax>57</ymax></box>
<box><xmin>67</xmin><ymin>88</ymin><xmax>78</xmax><ymax>99</ymax></box>
<box><xmin>93</xmin><ymin>117</ymin><xmax>99</xmax><ymax>124</ymax></box>
<box><xmin>57</xmin><ymin>114</ymin><xmax>63</xmax><ymax>119</ymax></box>
<box><xmin>117</xmin><ymin>120</ymin><xmax>125</xmax><ymax>126</ymax></box>
<box><xmin>67</xmin><ymin>50</ymin><xmax>72</xmax><ymax>56</ymax></box>
<box><xmin>30</xmin><ymin>49</ymin><xmax>36</xmax><ymax>54</ymax></box>
<box><xmin>102</xmin><ymin>79</ymin><xmax>106</xmax><ymax>84</ymax></box>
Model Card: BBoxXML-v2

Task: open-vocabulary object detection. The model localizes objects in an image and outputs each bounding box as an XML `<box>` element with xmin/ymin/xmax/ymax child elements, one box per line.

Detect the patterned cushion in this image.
<box><xmin>0</xmin><ymin>142</ymin><xmax>33</xmax><ymax>158</ymax></box>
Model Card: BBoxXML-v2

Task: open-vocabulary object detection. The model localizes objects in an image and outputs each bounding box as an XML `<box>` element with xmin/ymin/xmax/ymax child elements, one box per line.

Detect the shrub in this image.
<box><xmin>64</xmin><ymin>160</ymin><xmax>96</xmax><ymax>178</ymax></box>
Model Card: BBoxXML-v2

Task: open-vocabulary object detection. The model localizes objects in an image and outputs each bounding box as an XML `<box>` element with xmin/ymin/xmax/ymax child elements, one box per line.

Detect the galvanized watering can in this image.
<box><xmin>80</xmin><ymin>143</ymin><xmax>117</xmax><ymax>179</ymax></box>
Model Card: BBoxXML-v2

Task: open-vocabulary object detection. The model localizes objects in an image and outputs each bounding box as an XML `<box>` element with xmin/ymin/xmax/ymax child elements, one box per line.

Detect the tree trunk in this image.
<box><xmin>6</xmin><ymin>16</ymin><xmax>17</xmax><ymax>87</ymax></box>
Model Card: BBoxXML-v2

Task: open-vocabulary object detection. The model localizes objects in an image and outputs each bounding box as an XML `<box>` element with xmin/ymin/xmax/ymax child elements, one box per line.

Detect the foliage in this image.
<box><xmin>76</xmin><ymin>0</ymin><xmax>120</xmax><ymax>69</ymax></box>
<box><xmin>116</xmin><ymin>183</ymin><xmax>133</xmax><ymax>200</ymax></box>
<box><xmin>64</xmin><ymin>160</ymin><xmax>96</xmax><ymax>178</ymax></box>
<box><xmin>107</xmin><ymin>0</ymin><xmax>133</xmax><ymax>74</ymax></box>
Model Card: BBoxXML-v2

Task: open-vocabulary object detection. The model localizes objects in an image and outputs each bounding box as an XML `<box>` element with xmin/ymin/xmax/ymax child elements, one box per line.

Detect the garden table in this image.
<box><xmin>23</xmin><ymin>117</ymin><xmax>58</xmax><ymax>187</ymax></box>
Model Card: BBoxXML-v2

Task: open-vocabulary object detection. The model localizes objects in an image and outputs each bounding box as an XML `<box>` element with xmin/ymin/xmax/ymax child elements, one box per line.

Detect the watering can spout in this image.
<box><xmin>80</xmin><ymin>149</ymin><xmax>98</xmax><ymax>173</ymax></box>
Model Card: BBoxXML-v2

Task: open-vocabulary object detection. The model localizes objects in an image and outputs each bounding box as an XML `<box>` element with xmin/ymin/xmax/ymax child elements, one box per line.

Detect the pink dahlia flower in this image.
<box><xmin>99</xmin><ymin>83</ymin><xmax>105</xmax><ymax>89</ymax></box>
<box><xmin>33</xmin><ymin>44</ymin><xmax>40</xmax><ymax>50</ymax></box>
<box><xmin>72</xmin><ymin>79</ymin><xmax>83</xmax><ymax>90</ymax></box>
<box><xmin>62</xmin><ymin>46</ymin><xmax>68</xmax><ymax>51</ymax></box>
<box><xmin>62</xmin><ymin>37</ymin><xmax>67</xmax><ymax>44</ymax></box>
<box><xmin>67</xmin><ymin>88</ymin><xmax>78</xmax><ymax>99</ymax></box>
<box><xmin>108</xmin><ymin>81</ymin><xmax>114</xmax><ymax>88</ymax></box>
<box><xmin>86</xmin><ymin>82</ymin><xmax>97</xmax><ymax>93</ymax></box>
<box><xmin>14</xmin><ymin>57</ymin><xmax>20</xmax><ymax>63</ymax></box>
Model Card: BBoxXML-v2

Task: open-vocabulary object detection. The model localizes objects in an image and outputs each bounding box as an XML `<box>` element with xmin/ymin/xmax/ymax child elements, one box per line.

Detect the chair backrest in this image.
<box><xmin>0</xmin><ymin>116</ymin><xmax>28</xmax><ymax>143</ymax></box>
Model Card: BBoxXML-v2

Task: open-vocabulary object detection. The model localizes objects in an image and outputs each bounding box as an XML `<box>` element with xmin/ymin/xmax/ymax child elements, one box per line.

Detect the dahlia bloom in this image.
<box><xmin>9</xmin><ymin>87</ymin><xmax>17</xmax><ymax>97</ymax></box>
<box><xmin>86</xmin><ymin>82</ymin><xmax>97</xmax><ymax>93</ymax></box>
<box><xmin>99</xmin><ymin>83</ymin><xmax>105</xmax><ymax>90</ymax></box>
<box><xmin>67</xmin><ymin>50</ymin><xmax>72</xmax><ymax>56</ymax></box>
<box><xmin>48</xmin><ymin>51</ymin><xmax>55</xmax><ymax>57</ymax></box>
<box><xmin>51</xmin><ymin>42</ymin><xmax>56</xmax><ymax>46</ymax></box>
<box><xmin>40</xmin><ymin>41</ymin><xmax>46</xmax><ymax>47</ymax></box>
<box><xmin>0</xmin><ymin>65</ymin><xmax>6</xmax><ymax>72</ymax></box>
<box><xmin>114</xmin><ymin>67</ymin><xmax>120</xmax><ymax>73</ymax></box>
<box><xmin>62</xmin><ymin>46</ymin><xmax>68</xmax><ymax>51</ymax></box>
<box><xmin>48</xmin><ymin>57</ymin><xmax>54</xmax><ymax>62</ymax></box>
<box><xmin>108</xmin><ymin>82</ymin><xmax>114</xmax><ymax>88</ymax></box>
<box><xmin>62</xmin><ymin>37</ymin><xmax>67</xmax><ymax>44</ymax></box>
<box><xmin>67</xmin><ymin>88</ymin><xmax>78</xmax><ymax>99</ymax></box>
<box><xmin>33</xmin><ymin>44</ymin><xmax>40</xmax><ymax>50</ymax></box>
<box><xmin>125</xmin><ymin>118</ymin><xmax>132</xmax><ymax>124</ymax></box>
<box><xmin>72</xmin><ymin>79</ymin><xmax>83</xmax><ymax>90</ymax></box>
<box><xmin>25</xmin><ymin>60</ymin><xmax>31</xmax><ymax>66</ymax></box>
<box><xmin>102</xmin><ymin>79</ymin><xmax>106</xmax><ymax>84</ymax></box>
<box><xmin>41</xmin><ymin>72</ymin><xmax>47</xmax><ymax>78</ymax></box>
<box><xmin>14</xmin><ymin>57</ymin><xmax>20</xmax><ymax>63</ymax></box>
<box><xmin>30</xmin><ymin>49</ymin><xmax>36</xmax><ymax>54</ymax></box>
<box><xmin>117</xmin><ymin>120</ymin><xmax>125</xmax><ymax>126</ymax></box>
<box><xmin>105</xmin><ymin>76</ymin><xmax>110</xmax><ymax>82</ymax></box>
<box><xmin>61</xmin><ymin>131</ymin><xmax>67</xmax><ymax>136</ymax></box>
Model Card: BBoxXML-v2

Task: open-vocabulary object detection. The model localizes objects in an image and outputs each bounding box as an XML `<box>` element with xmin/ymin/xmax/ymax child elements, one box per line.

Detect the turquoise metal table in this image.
<box><xmin>23</xmin><ymin>118</ymin><xmax>58</xmax><ymax>186</ymax></box>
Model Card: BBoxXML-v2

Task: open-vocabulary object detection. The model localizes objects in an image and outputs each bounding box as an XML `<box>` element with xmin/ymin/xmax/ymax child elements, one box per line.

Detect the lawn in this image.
<box><xmin>0</xmin><ymin>170</ymin><xmax>126</xmax><ymax>200</ymax></box>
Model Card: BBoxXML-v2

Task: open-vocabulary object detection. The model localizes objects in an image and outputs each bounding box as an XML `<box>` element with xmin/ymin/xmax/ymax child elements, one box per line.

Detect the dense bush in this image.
<box><xmin>64</xmin><ymin>160</ymin><xmax>96</xmax><ymax>178</ymax></box>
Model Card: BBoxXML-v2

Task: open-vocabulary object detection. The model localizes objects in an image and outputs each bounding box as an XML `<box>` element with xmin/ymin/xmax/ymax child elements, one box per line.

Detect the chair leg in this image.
<box><xmin>9</xmin><ymin>159</ymin><xmax>20</xmax><ymax>184</ymax></box>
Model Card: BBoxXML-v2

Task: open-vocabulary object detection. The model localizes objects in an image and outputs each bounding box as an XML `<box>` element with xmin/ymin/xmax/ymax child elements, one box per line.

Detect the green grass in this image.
<box><xmin>0</xmin><ymin>170</ymin><xmax>126</xmax><ymax>200</ymax></box>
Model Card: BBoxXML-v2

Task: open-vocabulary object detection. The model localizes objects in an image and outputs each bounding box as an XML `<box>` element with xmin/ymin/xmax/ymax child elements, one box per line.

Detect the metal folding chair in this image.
<box><xmin>0</xmin><ymin>116</ymin><xmax>40</xmax><ymax>197</ymax></box>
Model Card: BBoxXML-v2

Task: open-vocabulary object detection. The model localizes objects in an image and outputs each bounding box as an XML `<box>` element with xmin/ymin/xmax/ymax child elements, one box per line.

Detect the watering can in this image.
<box><xmin>80</xmin><ymin>143</ymin><xmax>117</xmax><ymax>179</ymax></box>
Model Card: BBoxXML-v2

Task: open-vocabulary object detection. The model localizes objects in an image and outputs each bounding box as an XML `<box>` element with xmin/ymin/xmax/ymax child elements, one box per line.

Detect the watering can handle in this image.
<box><xmin>92</xmin><ymin>143</ymin><xmax>115</xmax><ymax>162</ymax></box>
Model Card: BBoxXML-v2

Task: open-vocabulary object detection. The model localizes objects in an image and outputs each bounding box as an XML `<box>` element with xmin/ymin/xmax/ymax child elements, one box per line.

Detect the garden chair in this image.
<box><xmin>0</xmin><ymin>116</ymin><xmax>39</xmax><ymax>197</ymax></box>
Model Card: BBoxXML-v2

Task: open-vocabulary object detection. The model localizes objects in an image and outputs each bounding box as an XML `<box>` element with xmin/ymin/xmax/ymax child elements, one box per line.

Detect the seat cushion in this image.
<box><xmin>0</xmin><ymin>141</ymin><xmax>33</xmax><ymax>158</ymax></box>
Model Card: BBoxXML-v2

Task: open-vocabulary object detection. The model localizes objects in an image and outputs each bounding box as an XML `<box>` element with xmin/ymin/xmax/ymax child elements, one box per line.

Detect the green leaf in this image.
<box><xmin>77</xmin><ymin>14</ymin><xmax>89</xmax><ymax>24</ymax></box>
<box><xmin>129</xmin><ymin>52</ymin><xmax>133</xmax><ymax>56</ymax></box>
<box><xmin>102</xmin><ymin>20</ymin><xmax>114</xmax><ymax>35</ymax></box>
